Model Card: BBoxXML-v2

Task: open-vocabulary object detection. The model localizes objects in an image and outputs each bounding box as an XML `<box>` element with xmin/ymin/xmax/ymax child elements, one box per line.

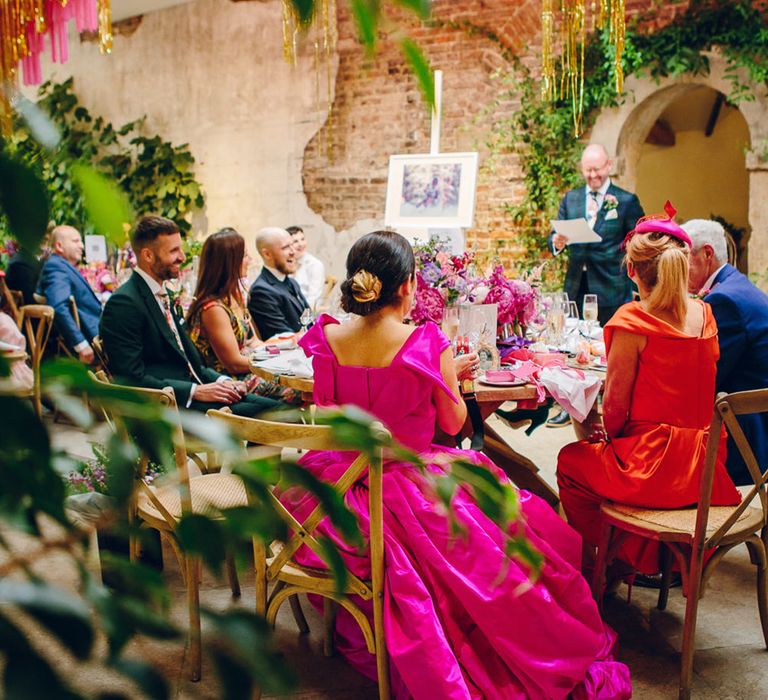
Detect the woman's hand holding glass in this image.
<box><xmin>454</xmin><ymin>351</ymin><xmax>480</xmax><ymax>382</ymax></box>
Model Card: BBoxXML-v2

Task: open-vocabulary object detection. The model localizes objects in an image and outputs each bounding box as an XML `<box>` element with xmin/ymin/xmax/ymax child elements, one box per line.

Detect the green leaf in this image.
<box><xmin>317</xmin><ymin>535</ymin><xmax>347</xmax><ymax>596</ymax></box>
<box><xmin>0</xmin><ymin>580</ymin><xmax>93</xmax><ymax>660</ymax></box>
<box><xmin>70</xmin><ymin>163</ymin><xmax>133</xmax><ymax>245</ymax></box>
<box><xmin>281</xmin><ymin>462</ymin><xmax>363</xmax><ymax>548</ymax></box>
<box><xmin>289</xmin><ymin>0</ymin><xmax>315</xmax><ymax>24</ymax></box>
<box><xmin>399</xmin><ymin>38</ymin><xmax>435</xmax><ymax>111</ymax></box>
<box><xmin>0</xmin><ymin>153</ymin><xmax>50</xmax><ymax>250</ymax></box>
<box><xmin>111</xmin><ymin>658</ymin><xmax>169</xmax><ymax>700</ymax></box>
<box><xmin>5</xmin><ymin>649</ymin><xmax>84</xmax><ymax>700</ymax></box>
<box><xmin>393</xmin><ymin>0</ymin><xmax>430</xmax><ymax>19</ymax></box>
<box><xmin>176</xmin><ymin>514</ymin><xmax>227</xmax><ymax>574</ymax></box>
<box><xmin>350</xmin><ymin>0</ymin><xmax>379</xmax><ymax>55</ymax></box>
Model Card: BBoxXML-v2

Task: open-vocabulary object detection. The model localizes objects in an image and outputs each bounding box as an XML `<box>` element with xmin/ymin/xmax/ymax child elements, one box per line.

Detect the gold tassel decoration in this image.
<box><xmin>98</xmin><ymin>0</ymin><xmax>113</xmax><ymax>55</ymax></box>
<box><xmin>281</xmin><ymin>0</ymin><xmax>336</xmax><ymax>161</ymax></box>
<box><xmin>0</xmin><ymin>0</ymin><xmax>113</xmax><ymax>135</ymax></box>
<box><xmin>541</xmin><ymin>0</ymin><xmax>626</xmax><ymax>136</ymax></box>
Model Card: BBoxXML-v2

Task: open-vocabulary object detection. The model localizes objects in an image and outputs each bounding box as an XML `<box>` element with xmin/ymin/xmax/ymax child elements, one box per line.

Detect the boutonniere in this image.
<box><xmin>603</xmin><ymin>194</ymin><xmax>618</xmax><ymax>211</ymax></box>
<box><xmin>166</xmin><ymin>288</ymin><xmax>185</xmax><ymax>321</ymax></box>
<box><xmin>696</xmin><ymin>282</ymin><xmax>719</xmax><ymax>299</ymax></box>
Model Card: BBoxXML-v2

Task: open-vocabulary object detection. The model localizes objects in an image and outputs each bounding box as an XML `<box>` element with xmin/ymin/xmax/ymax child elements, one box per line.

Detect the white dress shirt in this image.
<box><xmin>293</xmin><ymin>252</ymin><xmax>325</xmax><ymax>310</ymax></box>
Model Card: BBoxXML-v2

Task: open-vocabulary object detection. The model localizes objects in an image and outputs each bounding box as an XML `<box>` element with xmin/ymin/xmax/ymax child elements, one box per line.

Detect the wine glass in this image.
<box><xmin>300</xmin><ymin>307</ymin><xmax>314</xmax><ymax>333</ymax></box>
<box><xmin>583</xmin><ymin>294</ymin><xmax>599</xmax><ymax>337</ymax></box>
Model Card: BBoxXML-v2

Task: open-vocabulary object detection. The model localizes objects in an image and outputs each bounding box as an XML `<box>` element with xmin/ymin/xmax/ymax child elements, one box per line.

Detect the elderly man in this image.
<box><xmin>546</xmin><ymin>144</ymin><xmax>644</xmax><ymax>427</ymax></box>
<box><xmin>248</xmin><ymin>227</ymin><xmax>309</xmax><ymax>340</ymax></box>
<box><xmin>100</xmin><ymin>215</ymin><xmax>281</xmax><ymax>417</ymax></box>
<box><xmin>682</xmin><ymin>219</ymin><xmax>768</xmax><ymax>486</ymax></box>
<box><xmin>37</xmin><ymin>225</ymin><xmax>102</xmax><ymax>363</ymax></box>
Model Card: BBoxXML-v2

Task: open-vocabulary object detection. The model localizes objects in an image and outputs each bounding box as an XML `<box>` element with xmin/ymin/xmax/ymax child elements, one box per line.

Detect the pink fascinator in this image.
<box><xmin>621</xmin><ymin>200</ymin><xmax>692</xmax><ymax>249</ymax></box>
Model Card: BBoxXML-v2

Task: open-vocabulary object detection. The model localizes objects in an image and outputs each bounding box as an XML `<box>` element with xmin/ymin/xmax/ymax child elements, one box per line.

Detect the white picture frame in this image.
<box><xmin>384</xmin><ymin>152</ymin><xmax>479</xmax><ymax>229</ymax></box>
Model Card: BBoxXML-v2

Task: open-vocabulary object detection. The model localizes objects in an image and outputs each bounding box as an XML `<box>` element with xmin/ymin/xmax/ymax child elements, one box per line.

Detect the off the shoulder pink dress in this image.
<box><xmin>279</xmin><ymin>315</ymin><xmax>631</xmax><ymax>699</ymax></box>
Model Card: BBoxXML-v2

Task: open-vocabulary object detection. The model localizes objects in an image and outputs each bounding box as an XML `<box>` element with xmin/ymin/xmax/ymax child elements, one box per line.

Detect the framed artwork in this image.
<box><xmin>384</xmin><ymin>152</ymin><xmax>479</xmax><ymax>229</ymax></box>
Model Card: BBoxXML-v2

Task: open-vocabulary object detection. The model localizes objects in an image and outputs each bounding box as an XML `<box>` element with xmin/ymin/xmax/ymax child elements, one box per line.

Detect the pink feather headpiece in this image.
<box><xmin>621</xmin><ymin>200</ymin><xmax>692</xmax><ymax>249</ymax></box>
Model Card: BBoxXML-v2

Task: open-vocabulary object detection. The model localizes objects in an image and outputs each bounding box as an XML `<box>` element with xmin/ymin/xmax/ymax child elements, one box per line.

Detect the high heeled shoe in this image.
<box><xmin>495</xmin><ymin>403</ymin><xmax>551</xmax><ymax>436</ymax></box>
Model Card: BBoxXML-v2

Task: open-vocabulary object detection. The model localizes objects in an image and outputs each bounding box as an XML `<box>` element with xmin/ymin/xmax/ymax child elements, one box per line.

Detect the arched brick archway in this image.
<box><xmin>589</xmin><ymin>50</ymin><xmax>768</xmax><ymax>273</ymax></box>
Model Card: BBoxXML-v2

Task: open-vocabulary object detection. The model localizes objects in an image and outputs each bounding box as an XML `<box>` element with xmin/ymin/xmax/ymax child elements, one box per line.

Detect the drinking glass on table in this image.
<box><xmin>583</xmin><ymin>294</ymin><xmax>599</xmax><ymax>336</ymax></box>
<box><xmin>300</xmin><ymin>307</ymin><xmax>314</xmax><ymax>333</ymax></box>
<box><xmin>545</xmin><ymin>293</ymin><xmax>566</xmax><ymax>346</ymax></box>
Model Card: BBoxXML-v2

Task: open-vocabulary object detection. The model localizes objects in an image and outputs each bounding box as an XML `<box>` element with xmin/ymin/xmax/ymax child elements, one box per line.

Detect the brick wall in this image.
<box><xmin>302</xmin><ymin>0</ymin><xmax>701</xmax><ymax>264</ymax></box>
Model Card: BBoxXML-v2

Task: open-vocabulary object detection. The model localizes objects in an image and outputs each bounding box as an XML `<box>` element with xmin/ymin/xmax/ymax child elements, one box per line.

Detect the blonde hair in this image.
<box><xmin>625</xmin><ymin>232</ymin><xmax>689</xmax><ymax>324</ymax></box>
<box><xmin>350</xmin><ymin>269</ymin><xmax>382</xmax><ymax>303</ymax></box>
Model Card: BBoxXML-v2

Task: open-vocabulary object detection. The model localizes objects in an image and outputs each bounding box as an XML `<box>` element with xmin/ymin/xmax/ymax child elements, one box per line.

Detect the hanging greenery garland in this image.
<box><xmin>504</xmin><ymin>0</ymin><xmax>768</xmax><ymax>282</ymax></box>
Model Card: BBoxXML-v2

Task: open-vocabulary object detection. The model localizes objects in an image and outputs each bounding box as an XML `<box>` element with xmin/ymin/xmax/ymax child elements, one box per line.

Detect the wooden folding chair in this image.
<box><xmin>18</xmin><ymin>304</ymin><xmax>54</xmax><ymax>417</ymax></box>
<box><xmin>592</xmin><ymin>389</ymin><xmax>768</xmax><ymax>700</ymax></box>
<box><xmin>91</xmin><ymin>375</ymin><xmax>246</xmax><ymax>682</ymax></box>
<box><xmin>0</xmin><ymin>275</ymin><xmax>23</xmax><ymax>327</ymax></box>
<box><xmin>206</xmin><ymin>410</ymin><xmax>391</xmax><ymax>700</ymax></box>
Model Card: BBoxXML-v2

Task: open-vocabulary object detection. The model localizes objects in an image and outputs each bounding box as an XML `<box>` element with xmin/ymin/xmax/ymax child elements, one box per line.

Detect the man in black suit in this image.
<box><xmin>6</xmin><ymin>247</ymin><xmax>41</xmax><ymax>306</ymax></box>
<box><xmin>248</xmin><ymin>227</ymin><xmax>309</xmax><ymax>340</ymax></box>
<box><xmin>100</xmin><ymin>215</ymin><xmax>280</xmax><ymax>416</ymax></box>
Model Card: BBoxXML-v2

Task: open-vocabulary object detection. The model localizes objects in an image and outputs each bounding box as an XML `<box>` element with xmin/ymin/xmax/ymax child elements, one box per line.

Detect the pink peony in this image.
<box><xmin>412</xmin><ymin>283</ymin><xmax>446</xmax><ymax>325</ymax></box>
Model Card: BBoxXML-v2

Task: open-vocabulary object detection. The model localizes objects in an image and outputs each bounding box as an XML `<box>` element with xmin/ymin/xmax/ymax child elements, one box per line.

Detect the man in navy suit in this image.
<box><xmin>549</xmin><ymin>144</ymin><xmax>645</xmax><ymax>325</ymax></box>
<box><xmin>248</xmin><ymin>227</ymin><xmax>310</xmax><ymax>340</ymax></box>
<box><xmin>37</xmin><ymin>226</ymin><xmax>102</xmax><ymax>364</ymax></box>
<box><xmin>683</xmin><ymin>219</ymin><xmax>768</xmax><ymax>486</ymax></box>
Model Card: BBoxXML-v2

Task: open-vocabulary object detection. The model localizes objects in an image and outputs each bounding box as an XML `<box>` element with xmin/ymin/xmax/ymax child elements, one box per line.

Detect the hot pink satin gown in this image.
<box><xmin>279</xmin><ymin>315</ymin><xmax>631</xmax><ymax>699</ymax></box>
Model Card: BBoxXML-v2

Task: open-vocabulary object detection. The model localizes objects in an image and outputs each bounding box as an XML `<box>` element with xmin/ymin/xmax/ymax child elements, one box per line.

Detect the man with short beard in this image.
<box><xmin>248</xmin><ymin>227</ymin><xmax>310</xmax><ymax>340</ymax></box>
<box><xmin>100</xmin><ymin>215</ymin><xmax>281</xmax><ymax>416</ymax></box>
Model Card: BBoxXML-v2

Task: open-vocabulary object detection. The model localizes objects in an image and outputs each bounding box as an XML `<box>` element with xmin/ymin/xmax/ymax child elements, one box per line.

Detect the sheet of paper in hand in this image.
<box><xmin>551</xmin><ymin>218</ymin><xmax>602</xmax><ymax>244</ymax></box>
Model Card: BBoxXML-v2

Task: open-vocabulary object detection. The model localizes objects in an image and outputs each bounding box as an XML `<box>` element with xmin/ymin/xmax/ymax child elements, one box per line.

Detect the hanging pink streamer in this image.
<box><xmin>21</xmin><ymin>0</ymin><xmax>100</xmax><ymax>86</ymax></box>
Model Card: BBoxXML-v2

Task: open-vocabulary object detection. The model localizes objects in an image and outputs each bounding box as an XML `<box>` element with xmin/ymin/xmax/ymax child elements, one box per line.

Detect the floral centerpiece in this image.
<box><xmin>411</xmin><ymin>238</ymin><xmax>541</xmax><ymax>345</ymax></box>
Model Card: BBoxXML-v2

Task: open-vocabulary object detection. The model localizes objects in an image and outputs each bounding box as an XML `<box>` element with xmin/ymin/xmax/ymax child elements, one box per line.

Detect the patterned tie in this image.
<box><xmin>587</xmin><ymin>190</ymin><xmax>599</xmax><ymax>227</ymax></box>
<box><xmin>157</xmin><ymin>291</ymin><xmax>203</xmax><ymax>384</ymax></box>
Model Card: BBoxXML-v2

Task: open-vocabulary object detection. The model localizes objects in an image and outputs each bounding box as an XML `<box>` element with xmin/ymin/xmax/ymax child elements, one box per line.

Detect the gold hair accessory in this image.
<box><xmin>351</xmin><ymin>270</ymin><xmax>382</xmax><ymax>303</ymax></box>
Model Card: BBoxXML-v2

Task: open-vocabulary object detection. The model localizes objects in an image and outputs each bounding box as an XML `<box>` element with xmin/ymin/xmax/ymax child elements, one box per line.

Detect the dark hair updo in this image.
<box><xmin>340</xmin><ymin>230</ymin><xmax>415</xmax><ymax>316</ymax></box>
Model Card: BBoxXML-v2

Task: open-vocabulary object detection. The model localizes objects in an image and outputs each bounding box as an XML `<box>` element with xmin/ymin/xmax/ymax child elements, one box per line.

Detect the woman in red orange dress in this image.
<box><xmin>556</xmin><ymin>204</ymin><xmax>740</xmax><ymax>574</ymax></box>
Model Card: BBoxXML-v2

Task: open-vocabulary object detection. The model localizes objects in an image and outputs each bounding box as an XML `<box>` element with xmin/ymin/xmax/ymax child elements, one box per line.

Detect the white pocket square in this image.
<box><xmin>605</xmin><ymin>209</ymin><xmax>618</xmax><ymax>220</ymax></box>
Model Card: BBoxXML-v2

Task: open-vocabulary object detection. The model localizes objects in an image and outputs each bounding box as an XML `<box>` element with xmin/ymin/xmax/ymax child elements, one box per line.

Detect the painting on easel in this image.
<box><xmin>384</xmin><ymin>152</ymin><xmax>478</xmax><ymax>229</ymax></box>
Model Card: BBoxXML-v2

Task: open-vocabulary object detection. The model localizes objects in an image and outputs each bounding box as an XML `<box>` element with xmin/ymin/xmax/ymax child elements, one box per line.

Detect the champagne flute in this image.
<box><xmin>583</xmin><ymin>294</ymin><xmax>599</xmax><ymax>337</ymax></box>
<box><xmin>300</xmin><ymin>307</ymin><xmax>314</xmax><ymax>333</ymax></box>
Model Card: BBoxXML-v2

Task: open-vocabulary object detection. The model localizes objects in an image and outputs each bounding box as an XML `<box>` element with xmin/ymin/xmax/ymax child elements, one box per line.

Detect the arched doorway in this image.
<box><xmin>589</xmin><ymin>51</ymin><xmax>768</xmax><ymax>274</ymax></box>
<box><xmin>633</xmin><ymin>85</ymin><xmax>750</xmax><ymax>270</ymax></box>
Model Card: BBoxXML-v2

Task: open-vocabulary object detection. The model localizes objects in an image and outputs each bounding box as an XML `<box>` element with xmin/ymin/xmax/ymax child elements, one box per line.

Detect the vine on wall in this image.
<box><xmin>502</xmin><ymin>0</ymin><xmax>767</xmax><ymax>284</ymax></box>
<box><xmin>0</xmin><ymin>78</ymin><xmax>205</xmax><ymax>244</ymax></box>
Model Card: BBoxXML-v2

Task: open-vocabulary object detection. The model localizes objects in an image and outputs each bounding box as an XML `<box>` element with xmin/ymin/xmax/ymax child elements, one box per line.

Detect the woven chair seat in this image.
<box><xmin>138</xmin><ymin>473</ymin><xmax>248</xmax><ymax>521</ymax></box>
<box><xmin>603</xmin><ymin>502</ymin><xmax>764</xmax><ymax>540</ymax></box>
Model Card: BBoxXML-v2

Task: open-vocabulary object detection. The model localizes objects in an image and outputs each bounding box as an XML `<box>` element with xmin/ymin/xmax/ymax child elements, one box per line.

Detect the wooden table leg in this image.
<box><xmin>482</xmin><ymin>422</ymin><xmax>560</xmax><ymax>508</ymax></box>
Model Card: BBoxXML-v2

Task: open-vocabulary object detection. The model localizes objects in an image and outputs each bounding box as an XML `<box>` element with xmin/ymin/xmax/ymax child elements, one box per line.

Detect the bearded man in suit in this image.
<box><xmin>683</xmin><ymin>218</ymin><xmax>768</xmax><ymax>486</ymax></box>
<box><xmin>100</xmin><ymin>215</ymin><xmax>281</xmax><ymax>416</ymax></box>
<box><xmin>248</xmin><ymin>227</ymin><xmax>310</xmax><ymax>340</ymax></box>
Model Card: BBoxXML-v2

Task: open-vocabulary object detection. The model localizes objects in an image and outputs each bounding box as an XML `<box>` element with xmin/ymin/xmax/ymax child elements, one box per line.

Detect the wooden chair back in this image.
<box><xmin>19</xmin><ymin>305</ymin><xmax>54</xmax><ymax>416</ymax></box>
<box><xmin>316</xmin><ymin>275</ymin><xmax>337</xmax><ymax>312</ymax></box>
<box><xmin>697</xmin><ymin>389</ymin><xmax>768</xmax><ymax>550</ymax></box>
<box><xmin>0</xmin><ymin>276</ymin><xmax>22</xmax><ymax>327</ymax></box>
<box><xmin>206</xmin><ymin>409</ymin><xmax>390</xmax><ymax>699</ymax></box>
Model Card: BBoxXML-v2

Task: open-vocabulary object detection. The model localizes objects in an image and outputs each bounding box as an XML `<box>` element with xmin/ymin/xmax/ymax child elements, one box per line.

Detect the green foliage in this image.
<box><xmin>0</xmin><ymin>77</ymin><xmax>204</xmax><ymax>244</ymax></box>
<box><xmin>499</xmin><ymin>0</ymin><xmax>767</xmax><ymax>285</ymax></box>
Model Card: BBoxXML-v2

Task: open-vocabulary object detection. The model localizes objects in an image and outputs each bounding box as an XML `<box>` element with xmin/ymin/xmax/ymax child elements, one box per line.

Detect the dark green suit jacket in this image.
<box><xmin>548</xmin><ymin>183</ymin><xmax>644</xmax><ymax>311</ymax></box>
<box><xmin>100</xmin><ymin>271</ymin><xmax>220</xmax><ymax>405</ymax></box>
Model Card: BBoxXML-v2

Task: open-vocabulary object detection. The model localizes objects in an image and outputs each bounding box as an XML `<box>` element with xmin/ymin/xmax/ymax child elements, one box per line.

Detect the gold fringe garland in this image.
<box><xmin>540</xmin><ymin>0</ymin><xmax>626</xmax><ymax>136</ymax></box>
<box><xmin>281</xmin><ymin>0</ymin><xmax>336</xmax><ymax>161</ymax></box>
<box><xmin>0</xmin><ymin>0</ymin><xmax>112</xmax><ymax>136</ymax></box>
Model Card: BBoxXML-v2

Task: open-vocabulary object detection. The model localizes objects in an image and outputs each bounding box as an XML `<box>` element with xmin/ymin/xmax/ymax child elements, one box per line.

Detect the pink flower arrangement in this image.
<box><xmin>603</xmin><ymin>194</ymin><xmax>618</xmax><ymax>211</ymax></box>
<box><xmin>411</xmin><ymin>239</ymin><xmax>540</xmax><ymax>331</ymax></box>
<box><xmin>80</xmin><ymin>262</ymin><xmax>118</xmax><ymax>301</ymax></box>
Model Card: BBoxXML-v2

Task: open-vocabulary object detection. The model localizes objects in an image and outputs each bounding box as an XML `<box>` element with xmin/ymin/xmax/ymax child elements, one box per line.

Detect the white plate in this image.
<box><xmin>478</xmin><ymin>376</ymin><xmax>527</xmax><ymax>387</ymax></box>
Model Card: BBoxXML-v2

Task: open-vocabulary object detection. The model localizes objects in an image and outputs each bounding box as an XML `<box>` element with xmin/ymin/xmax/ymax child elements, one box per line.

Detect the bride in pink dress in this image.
<box><xmin>279</xmin><ymin>231</ymin><xmax>631</xmax><ymax>699</ymax></box>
